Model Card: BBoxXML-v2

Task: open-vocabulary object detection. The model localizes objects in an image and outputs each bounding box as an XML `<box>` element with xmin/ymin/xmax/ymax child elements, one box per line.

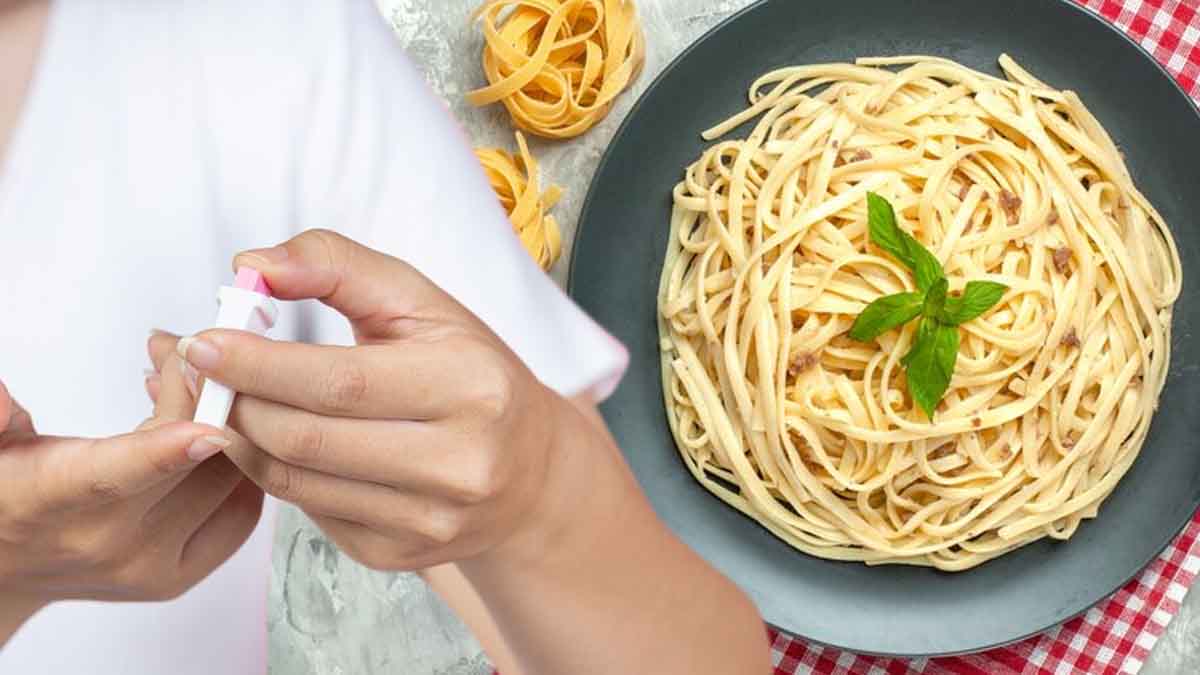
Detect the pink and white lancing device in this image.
<box><xmin>192</xmin><ymin>267</ymin><xmax>278</xmax><ymax>428</ymax></box>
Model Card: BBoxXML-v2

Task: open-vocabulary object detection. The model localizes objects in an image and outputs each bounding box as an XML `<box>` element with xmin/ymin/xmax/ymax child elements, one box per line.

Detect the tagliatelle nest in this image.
<box><xmin>476</xmin><ymin>131</ymin><xmax>563</xmax><ymax>270</ymax></box>
<box><xmin>467</xmin><ymin>0</ymin><xmax>645</xmax><ymax>139</ymax></box>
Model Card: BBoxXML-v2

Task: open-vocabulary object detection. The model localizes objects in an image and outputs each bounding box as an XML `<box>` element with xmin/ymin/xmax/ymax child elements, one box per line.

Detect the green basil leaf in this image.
<box><xmin>848</xmin><ymin>292</ymin><xmax>924</xmax><ymax>342</ymax></box>
<box><xmin>903</xmin><ymin>317</ymin><xmax>960</xmax><ymax>419</ymax></box>
<box><xmin>922</xmin><ymin>277</ymin><xmax>949</xmax><ymax>318</ymax></box>
<box><xmin>939</xmin><ymin>281</ymin><xmax>1009</xmax><ymax>325</ymax></box>
<box><xmin>868</xmin><ymin>193</ymin><xmax>944</xmax><ymax>291</ymax></box>
<box><xmin>867</xmin><ymin>192</ymin><xmax>916</xmax><ymax>269</ymax></box>
<box><xmin>906</xmin><ymin>231</ymin><xmax>945</xmax><ymax>292</ymax></box>
<box><xmin>900</xmin><ymin>313</ymin><xmax>936</xmax><ymax>367</ymax></box>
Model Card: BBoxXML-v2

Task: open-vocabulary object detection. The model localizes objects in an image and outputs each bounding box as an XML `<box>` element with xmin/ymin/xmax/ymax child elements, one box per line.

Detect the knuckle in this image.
<box><xmin>469</xmin><ymin>358</ymin><xmax>517</xmax><ymax>424</ymax></box>
<box><xmin>298</xmin><ymin>228</ymin><xmax>348</xmax><ymax>257</ymax></box>
<box><xmin>260</xmin><ymin>462</ymin><xmax>303</xmax><ymax>501</ymax></box>
<box><xmin>450</xmin><ymin>453</ymin><xmax>504</xmax><ymax>505</ymax></box>
<box><xmin>149</xmin><ymin>447</ymin><xmax>183</xmax><ymax>478</ymax></box>
<box><xmin>88</xmin><ymin>478</ymin><xmax>125</xmax><ymax>503</ymax></box>
<box><xmin>80</xmin><ymin>441</ymin><xmax>126</xmax><ymax>503</ymax></box>
<box><xmin>299</xmin><ymin>229</ymin><xmax>354</xmax><ymax>279</ymax></box>
<box><xmin>318</xmin><ymin>359</ymin><xmax>369</xmax><ymax>413</ymax></box>
<box><xmin>419</xmin><ymin>509</ymin><xmax>464</xmax><ymax>546</ymax></box>
<box><xmin>65</xmin><ymin>533</ymin><xmax>118</xmax><ymax>570</ymax></box>
<box><xmin>279</xmin><ymin>419</ymin><xmax>326</xmax><ymax>466</ymax></box>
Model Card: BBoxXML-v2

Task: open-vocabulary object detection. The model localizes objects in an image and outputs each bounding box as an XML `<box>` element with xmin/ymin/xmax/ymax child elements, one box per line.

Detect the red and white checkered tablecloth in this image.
<box><xmin>768</xmin><ymin>2</ymin><xmax>1200</xmax><ymax>673</ymax></box>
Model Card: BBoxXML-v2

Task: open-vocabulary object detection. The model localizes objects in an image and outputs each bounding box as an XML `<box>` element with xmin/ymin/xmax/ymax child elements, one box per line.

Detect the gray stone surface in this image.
<box><xmin>267</xmin><ymin>1</ymin><xmax>1199</xmax><ymax>672</ymax></box>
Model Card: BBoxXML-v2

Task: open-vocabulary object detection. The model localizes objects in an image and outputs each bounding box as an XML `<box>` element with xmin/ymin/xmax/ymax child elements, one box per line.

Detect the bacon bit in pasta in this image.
<box><xmin>972</xmin><ymin>417</ymin><xmax>983</xmax><ymax>428</ymax></box>
<box><xmin>831</xmin><ymin>139</ymin><xmax>840</xmax><ymax>149</ymax></box>
<box><xmin>789</xmin><ymin>352</ymin><xmax>818</xmax><ymax>376</ymax></box>
<box><xmin>833</xmin><ymin>155</ymin><xmax>847</xmax><ymax>168</ymax></box>
<box><xmin>999</xmin><ymin>189</ymin><xmax>1022</xmax><ymax>223</ymax></box>
<box><xmin>1048</xmin><ymin>212</ymin><xmax>1059</xmax><ymax>226</ymax></box>
<box><xmin>850</xmin><ymin>149</ymin><xmax>872</xmax><ymax>163</ymax></box>
<box><xmin>1062</xmin><ymin>435</ymin><xmax>1077</xmax><ymax>449</ymax></box>
<box><xmin>1061</xmin><ymin>328</ymin><xmax>1080</xmax><ymax>349</ymax></box>
<box><xmin>931</xmin><ymin>443</ymin><xmax>956</xmax><ymax>460</ymax></box>
<box><xmin>1053</xmin><ymin>246</ymin><xmax>1072</xmax><ymax>273</ymax></box>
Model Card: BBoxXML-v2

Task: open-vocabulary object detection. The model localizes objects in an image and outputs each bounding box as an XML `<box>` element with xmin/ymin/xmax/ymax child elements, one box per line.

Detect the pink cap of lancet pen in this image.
<box><xmin>234</xmin><ymin>267</ymin><xmax>273</xmax><ymax>296</ymax></box>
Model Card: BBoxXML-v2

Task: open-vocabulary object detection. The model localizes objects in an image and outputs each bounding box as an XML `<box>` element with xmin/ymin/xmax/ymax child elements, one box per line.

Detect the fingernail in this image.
<box><xmin>187</xmin><ymin>435</ymin><xmax>231</xmax><ymax>462</ymax></box>
<box><xmin>177</xmin><ymin>336</ymin><xmax>221</xmax><ymax>371</ymax></box>
<box><xmin>149</xmin><ymin>327</ymin><xmax>171</xmax><ymax>337</ymax></box>
<box><xmin>145</xmin><ymin>374</ymin><xmax>161</xmax><ymax>402</ymax></box>
<box><xmin>239</xmin><ymin>245</ymin><xmax>289</xmax><ymax>264</ymax></box>
<box><xmin>143</xmin><ymin>367</ymin><xmax>158</xmax><ymax>378</ymax></box>
<box><xmin>179</xmin><ymin>360</ymin><xmax>200</xmax><ymax>398</ymax></box>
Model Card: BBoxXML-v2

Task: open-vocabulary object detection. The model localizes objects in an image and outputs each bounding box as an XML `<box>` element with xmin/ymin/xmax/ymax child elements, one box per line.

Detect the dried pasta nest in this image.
<box><xmin>476</xmin><ymin>131</ymin><xmax>563</xmax><ymax>270</ymax></box>
<box><xmin>468</xmin><ymin>0</ymin><xmax>645</xmax><ymax>139</ymax></box>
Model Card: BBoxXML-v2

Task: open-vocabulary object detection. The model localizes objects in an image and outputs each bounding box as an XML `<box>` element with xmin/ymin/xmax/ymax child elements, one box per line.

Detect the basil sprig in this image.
<box><xmin>848</xmin><ymin>193</ymin><xmax>1008</xmax><ymax>418</ymax></box>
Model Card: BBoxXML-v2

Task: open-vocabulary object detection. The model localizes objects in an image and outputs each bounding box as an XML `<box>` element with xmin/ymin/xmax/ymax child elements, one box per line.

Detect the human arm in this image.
<box><xmin>432</xmin><ymin>396</ymin><xmax>768</xmax><ymax>667</ymax></box>
<box><xmin>0</xmin><ymin>354</ymin><xmax>262</xmax><ymax>648</ymax></box>
<box><xmin>171</xmin><ymin>231</ymin><xmax>772</xmax><ymax>674</ymax></box>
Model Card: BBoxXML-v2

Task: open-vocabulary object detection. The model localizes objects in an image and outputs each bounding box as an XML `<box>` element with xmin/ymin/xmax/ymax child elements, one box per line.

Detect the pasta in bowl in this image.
<box><xmin>657</xmin><ymin>55</ymin><xmax>1181</xmax><ymax>571</ymax></box>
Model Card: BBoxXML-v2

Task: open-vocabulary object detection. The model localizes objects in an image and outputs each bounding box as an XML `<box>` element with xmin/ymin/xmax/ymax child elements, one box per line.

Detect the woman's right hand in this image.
<box><xmin>0</xmin><ymin>351</ymin><xmax>263</xmax><ymax>642</ymax></box>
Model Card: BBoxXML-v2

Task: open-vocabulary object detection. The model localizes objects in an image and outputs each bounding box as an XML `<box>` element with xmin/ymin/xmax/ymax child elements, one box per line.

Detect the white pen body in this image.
<box><xmin>192</xmin><ymin>286</ymin><xmax>278</xmax><ymax>428</ymax></box>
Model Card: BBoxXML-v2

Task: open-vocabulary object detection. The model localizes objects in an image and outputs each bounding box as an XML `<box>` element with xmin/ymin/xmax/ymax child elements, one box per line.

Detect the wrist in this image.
<box><xmin>461</xmin><ymin>390</ymin><xmax>655</xmax><ymax>582</ymax></box>
<box><xmin>0</xmin><ymin>589</ymin><xmax>48</xmax><ymax>647</ymax></box>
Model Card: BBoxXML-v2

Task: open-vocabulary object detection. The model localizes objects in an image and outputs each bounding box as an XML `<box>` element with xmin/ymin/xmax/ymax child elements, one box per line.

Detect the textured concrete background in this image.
<box><xmin>266</xmin><ymin>1</ymin><xmax>1200</xmax><ymax>672</ymax></box>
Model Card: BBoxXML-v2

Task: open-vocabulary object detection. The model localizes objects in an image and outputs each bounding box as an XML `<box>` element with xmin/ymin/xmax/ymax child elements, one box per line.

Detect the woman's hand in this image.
<box><xmin>169</xmin><ymin>230</ymin><xmax>771</xmax><ymax>674</ymax></box>
<box><xmin>166</xmin><ymin>230</ymin><xmax>565</xmax><ymax>571</ymax></box>
<box><xmin>0</xmin><ymin>352</ymin><xmax>262</xmax><ymax>645</ymax></box>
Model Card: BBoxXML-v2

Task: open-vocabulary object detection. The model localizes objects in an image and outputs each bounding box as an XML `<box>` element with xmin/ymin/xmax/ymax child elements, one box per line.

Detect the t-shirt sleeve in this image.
<box><xmin>287</xmin><ymin>1</ymin><xmax>626</xmax><ymax>401</ymax></box>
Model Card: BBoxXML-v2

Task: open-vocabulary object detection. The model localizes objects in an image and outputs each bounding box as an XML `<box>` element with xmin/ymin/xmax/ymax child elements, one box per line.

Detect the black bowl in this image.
<box><xmin>569</xmin><ymin>0</ymin><xmax>1200</xmax><ymax>656</ymax></box>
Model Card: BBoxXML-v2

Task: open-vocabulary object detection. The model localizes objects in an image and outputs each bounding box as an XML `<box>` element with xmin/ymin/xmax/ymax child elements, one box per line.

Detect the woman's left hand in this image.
<box><xmin>155</xmin><ymin>230</ymin><xmax>574</xmax><ymax>571</ymax></box>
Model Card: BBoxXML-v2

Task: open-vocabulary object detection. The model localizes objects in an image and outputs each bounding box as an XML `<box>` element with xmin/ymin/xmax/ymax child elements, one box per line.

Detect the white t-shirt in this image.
<box><xmin>0</xmin><ymin>1</ymin><xmax>626</xmax><ymax>673</ymax></box>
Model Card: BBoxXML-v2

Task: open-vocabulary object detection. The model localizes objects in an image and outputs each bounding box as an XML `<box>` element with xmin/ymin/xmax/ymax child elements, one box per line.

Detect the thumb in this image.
<box><xmin>0</xmin><ymin>379</ymin><xmax>11</xmax><ymax>432</ymax></box>
<box><xmin>0</xmin><ymin>379</ymin><xmax>34</xmax><ymax>437</ymax></box>
<box><xmin>234</xmin><ymin>229</ymin><xmax>471</xmax><ymax>340</ymax></box>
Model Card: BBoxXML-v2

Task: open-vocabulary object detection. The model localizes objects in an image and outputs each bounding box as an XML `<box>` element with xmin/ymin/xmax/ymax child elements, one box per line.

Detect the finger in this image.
<box><xmin>145</xmin><ymin>372</ymin><xmax>162</xmax><ymax>405</ymax></box>
<box><xmin>148</xmin><ymin>330</ymin><xmax>179</xmax><ymax>373</ymax></box>
<box><xmin>0</xmin><ymin>379</ymin><xmax>11</xmax><ymax>431</ymax></box>
<box><xmin>233</xmin><ymin>229</ymin><xmax>477</xmax><ymax>341</ymax></box>
<box><xmin>38</xmin><ymin>422</ymin><xmax>231</xmax><ymax>510</ymax></box>
<box><xmin>142</xmin><ymin>454</ymin><xmax>245</xmax><ymax>531</ymax></box>
<box><xmin>149</xmin><ymin>331</ymin><xmax>201</xmax><ymax>409</ymax></box>
<box><xmin>230</xmin><ymin>393</ymin><xmax>453</xmax><ymax>487</ymax></box>
<box><xmin>178</xmin><ymin>479</ymin><xmax>264</xmax><ymax>581</ymax></box>
<box><xmin>0</xmin><ymin>380</ymin><xmax>34</xmax><ymax>437</ymax></box>
<box><xmin>309</xmin><ymin>513</ymin><xmax>452</xmax><ymax>572</ymax></box>
<box><xmin>221</xmin><ymin>431</ymin><xmax>430</xmax><ymax>534</ymax></box>
<box><xmin>155</xmin><ymin>354</ymin><xmax>199</xmax><ymax>420</ymax></box>
<box><xmin>181</xmin><ymin>329</ymin><xmax>487</xmax><ymax>419</ymax></box>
